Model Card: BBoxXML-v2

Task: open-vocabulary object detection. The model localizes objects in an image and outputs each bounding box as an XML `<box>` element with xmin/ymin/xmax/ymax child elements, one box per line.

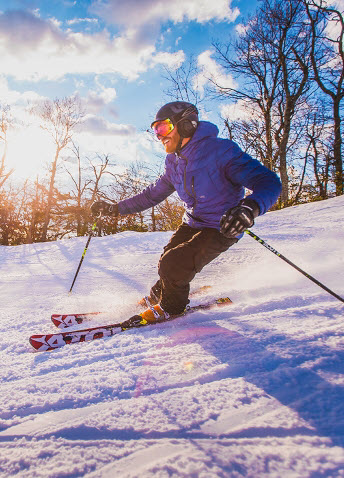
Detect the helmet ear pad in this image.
<box><xmin>176</xmin><ymin>119</ymin><xmax>198</xmax><ymax>138</ymax></box>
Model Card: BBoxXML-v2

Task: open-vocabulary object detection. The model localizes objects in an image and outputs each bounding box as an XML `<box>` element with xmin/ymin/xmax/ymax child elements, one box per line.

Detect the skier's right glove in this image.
<box><xmin>220</xmin><ymin>198</ymin><xmax>259</xmax><ymax>238</ymax></box>
<box><xmin>91</xmin><ymin>200</ymin><xmax>119</xmax><ymax>217</ymax></box>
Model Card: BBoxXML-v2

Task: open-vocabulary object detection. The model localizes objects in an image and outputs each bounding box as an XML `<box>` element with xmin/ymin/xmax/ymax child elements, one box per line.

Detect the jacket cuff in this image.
<box><xmin>241</xmin><ymin>198</ymin><xmax>260</xmax><ymax>218</ymax></box>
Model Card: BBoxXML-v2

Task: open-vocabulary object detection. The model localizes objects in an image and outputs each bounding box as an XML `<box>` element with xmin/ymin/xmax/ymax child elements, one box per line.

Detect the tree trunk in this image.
<box><xmin>333</xmin><ymin>99</ymin><xmax>343</xmax><ymax>195</ymax></box>
<box><xmin>41</xmin><ymin>148</ymin><xmax>59</xmax><ymax>242</ymax></box>
<box><xmin>151</xmin><ymin>206</ymin><xmax>156</xmax><ymax>231</ymax></box>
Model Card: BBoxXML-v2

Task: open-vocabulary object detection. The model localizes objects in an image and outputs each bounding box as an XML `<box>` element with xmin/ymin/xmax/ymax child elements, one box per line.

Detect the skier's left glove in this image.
<box><xmin>91</xmin><ymin>200</ymin><xmax>118</xmax><ymax>217</ymax></box>
<box><xmin>220</xmin><ymin>198</ymin><xmax>260</xmax><ymax>238</ymax></box>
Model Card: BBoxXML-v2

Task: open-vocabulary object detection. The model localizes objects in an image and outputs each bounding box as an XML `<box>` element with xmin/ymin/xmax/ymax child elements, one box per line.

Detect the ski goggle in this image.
<box><xmin>151</xmin><ymin>118</ymin><xmax>175</xmax><ymax>138</ymax></box>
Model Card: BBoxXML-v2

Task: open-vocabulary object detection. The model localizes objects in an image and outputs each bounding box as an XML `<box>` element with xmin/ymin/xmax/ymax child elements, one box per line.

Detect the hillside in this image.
<box><xmin>0</xmin><ymin>196</ymin><xmax>344</xmax><ymax>477</ymax></box>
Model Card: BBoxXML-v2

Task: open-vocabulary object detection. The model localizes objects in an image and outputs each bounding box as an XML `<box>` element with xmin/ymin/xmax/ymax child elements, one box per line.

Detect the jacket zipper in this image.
<box><xmin>179</xmin><ymin>153</ymin><xmax>204</xmax><ymax>222</ymax></box>
<box><xmin>181</xmin><ymin>156</ymin><xmax>197</xmax><ymax>206</ymax></box>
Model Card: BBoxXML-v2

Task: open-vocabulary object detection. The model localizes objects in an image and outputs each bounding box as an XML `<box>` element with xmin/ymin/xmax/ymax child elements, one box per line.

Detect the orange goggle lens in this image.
<box><xmin>152</xmin><ymin>119</ymin><xmax>174</xmax><ymax>137</ymax></box>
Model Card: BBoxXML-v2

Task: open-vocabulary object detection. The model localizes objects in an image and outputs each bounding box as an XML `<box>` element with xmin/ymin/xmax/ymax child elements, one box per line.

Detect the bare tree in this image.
<box><xmin>31</xmin><ymin>96</ymin><xmax>85</xmax><ymax>241</ymax></box>
<box><xmin>87</xmin><ymin>153</ymin><xmax>117</xmax><ymax>202</ymax></box>
<box><xmin>83</xmin><ymin>153</ymin><xmax>120</xmax><ymax>235</ymax></box>
<box><xmin>303</xmin><ymin>0</ymin><xmax>344</xmax><ymax>195</ymax></box>
<box><xmin>221</xmin><ymin>104</ymin><xmax>274</xmax><ymax>168</ymax></box>
<box><xmin>62</xmin><ymin>143</ymin><xmax>94</xmax><ymax>236</ymax></box>
<box><xmin>162</xmin><ymin>55</ymin><xmax>204</xmax><ymax>105</ymax></box>
<box><xmin>153</xmin><ymin>194</ymin><xmax>184</xmax><ymax>231</ymax></box>
<box><xmin>0</xmin><ymin>104</ymin><xmax>14</xmax><ymax>188</ymax></box>
<box><xmin>25</xmin><ymin>176</ymin><xmax>47</xmax><ymax>243</ymax></box>
<box><xmin>0</xmin><ymin>180</ymin><xmax>32</xmax><ymax>245</ymax></box>
<box><xmin>108</xmin><ymin>161</ymin><xmax>151</xmax><ymax>233</ymax></box>
<box><xmin>213</xmin><ymin>0</ymin><xmax>312</xmax><ymax>206</ymax></box>
<box><xmin>305</xmin><ymin>104</ymin><xmax>332</xmax><ymax>200</ymax></box>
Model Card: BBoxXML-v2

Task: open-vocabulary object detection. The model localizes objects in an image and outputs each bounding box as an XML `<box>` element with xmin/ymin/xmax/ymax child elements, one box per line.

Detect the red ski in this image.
<box><xmin>51</xmin><ymin>312</ymin><xmax>101</xmax><ymax>328</ymax></box>
<box><xmin>51</xmin><ymin>285</ymin><xmax>213</xmax><ymax>329</ymax></box>
<box><xmin>30</xmin><ymin>297</ymin><xmax>232</xmax><ymax>352</ymax></box>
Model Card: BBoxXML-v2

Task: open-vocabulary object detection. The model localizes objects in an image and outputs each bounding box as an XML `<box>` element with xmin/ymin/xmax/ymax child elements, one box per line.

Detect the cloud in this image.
<box><xmin>151</xmin><ymin>50</ymin><xmax>185</xmax><ymax>69</ymax></box>
<box><xmin>91</xmin><ymin>0</ymin><xmax>239</xmax><ymax>27</ymax></box>
<box><xmin>78</xmin><ymin>115</ymin><xmax>136</xmax><ymax>136</ymax></box>
<box><xmin>220</xmin><ymin>99</ymin><xmax>256</xmax><ymax>122</ymax></box>
<box><xmin>323</xmin><ymin>1</ymin><xmax>344</xmax><ymax>42</ymax></box>
<box><xmin>328</xmin><ymin>0</ymin><xmax>344</xmax><ymax>8</ymax></box>
<box><xmin>192</xmin><ymin>49</ymin><xmax>237</xmax><ymax>97</ymax></box>
<box><xmin>0</xmin><ymin>76</ymin><xmax>46</xmax><ymax>128</ymax></box>
<box><xmin>67</xmin><ymin>17</ymin><xmax>99</xmax><ymax>25</ymax></box>
<box><xmin>81</xmin><ymin>84</ymin><xmax>117</xmax><ymax>115</ymax></box>
<box><xmin>0</xmin><ymin>10</ymin><xmax>65</xmax><ymax>54</ymax></box>
<box><xmin>235</xmin><ymin>23</ymin><xmax>249</xmax><ymax>36</ymax></box>
<box><xmin>0</xmin><ymin>2</ymin><xmax>240</xmax><ymax>83</ymax></box>
<box><xmin>0</xmin><ymin>10</ymin><xmax>183</xmax><ymax>81</ymax></box>
<box><xmin>90</xmin><ymin>0</ymin><xmax>240</xmax><ymax>46</ymax></box>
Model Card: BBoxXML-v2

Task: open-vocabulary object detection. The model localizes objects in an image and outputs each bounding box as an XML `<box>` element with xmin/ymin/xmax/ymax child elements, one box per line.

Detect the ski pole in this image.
<box><xmin>245</xmin><ymin>229</ymin><xmax>344</xmax><ymax>303</ymax></box>
<box><xmin>69</xmin><ymin>214</ymin><xmax>101</xmax><ymax>293</ymax></box>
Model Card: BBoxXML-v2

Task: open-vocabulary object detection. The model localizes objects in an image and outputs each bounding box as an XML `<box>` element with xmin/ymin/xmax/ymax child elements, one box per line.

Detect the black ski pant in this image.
<box><xmin>150</xmin><ymin>223</ymin><xmax>238</xmax><ymax>315</ymax></box>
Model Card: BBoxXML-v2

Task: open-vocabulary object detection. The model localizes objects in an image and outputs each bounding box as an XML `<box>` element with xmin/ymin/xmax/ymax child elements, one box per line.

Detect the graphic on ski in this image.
<box><xmin>51</xmin><ymin>312</ymin><xmax>101</xmax><ymax>328</ymax></box>
<box><xmin>30</xmin><ymin>297</ymin><xmax>232</xmax><ymax>352</ymax></box>
<box><xmin>51</xmin><ymin>285</ymin><xmax>214</xmax><ymax>329</ymax></box>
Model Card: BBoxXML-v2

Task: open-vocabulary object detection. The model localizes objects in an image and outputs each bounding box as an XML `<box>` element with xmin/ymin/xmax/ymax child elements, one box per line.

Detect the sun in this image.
<box><xmin>5</xmin><ymin>125</ymin><xmax>55</xmax><ymax>180</ymax></box>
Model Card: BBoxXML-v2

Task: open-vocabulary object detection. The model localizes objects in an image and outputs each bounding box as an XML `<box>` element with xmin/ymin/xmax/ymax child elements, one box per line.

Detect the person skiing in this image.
<box><xmin>91</xmin><ymin>101</ymin><xmax>282</xmax><ymax>321</ymax></box>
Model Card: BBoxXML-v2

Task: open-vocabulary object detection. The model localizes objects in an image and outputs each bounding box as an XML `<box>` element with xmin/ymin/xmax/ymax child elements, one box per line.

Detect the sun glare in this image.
<box><xmin>6</xmin><ymin>127</ymin><xmax>56</xmax><ymax>180</ymax></box>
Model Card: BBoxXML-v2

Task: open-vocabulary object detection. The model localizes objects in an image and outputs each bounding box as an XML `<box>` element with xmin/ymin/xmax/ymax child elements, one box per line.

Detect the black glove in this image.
<box><xmin>220</xmin><ymin>198</ymin><xmax>259</xmax><ymax>238</ymax></box>
<box><xmin>91</xmin><ymin>200</ymin><xmax>118</xmax><ymax>217</ymax></box>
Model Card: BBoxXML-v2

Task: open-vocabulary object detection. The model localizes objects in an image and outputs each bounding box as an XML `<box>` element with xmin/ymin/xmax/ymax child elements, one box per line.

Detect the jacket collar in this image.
<box><xmin>180</xmin><ymin>121</ymin><xmax>218</xmax><ymax>155</ymax></box>
<box><xmin>166</xmin><ymin>121</ymin><xmax>219</xmax><ymax>163</ymax></box>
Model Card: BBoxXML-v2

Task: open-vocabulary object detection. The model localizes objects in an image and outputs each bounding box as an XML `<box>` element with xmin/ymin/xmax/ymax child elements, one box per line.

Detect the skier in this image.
<box><xmin>91</xmin><ymin>101</ymin><xmax>282</xmax><ymax>321</ymax></box>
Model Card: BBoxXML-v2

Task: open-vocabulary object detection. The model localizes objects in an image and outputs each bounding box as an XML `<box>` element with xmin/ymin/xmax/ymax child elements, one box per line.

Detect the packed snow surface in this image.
<box><xmin>0</xmin><ymin>196</ymin><xmax>344</xmax><ymax>477</ymax></box>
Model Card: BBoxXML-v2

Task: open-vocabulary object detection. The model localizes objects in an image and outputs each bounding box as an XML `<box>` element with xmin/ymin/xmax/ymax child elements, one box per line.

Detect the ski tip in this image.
<box><xmin>51</xmin><ymin>312</ymin><xmax>101</xmax><ymax>328</ymax></box>
<box><xmin>29</xmin><ymin>335</ymin><xmax>48</xmax><ymax>351</ymax></box>
<box><xmin>29</xmin><ymin>334</ymin><xmax>61</xmax><ymax>352</ymax></box>
<box><xmin>51</xmin><ymin>316</ymin><xmax>66</xmax><ymax>328</ymax></box>
<box><xmin>50</xmin><ymin>314</ymin><xmax>87</xmax><ymax>328</ymax></box>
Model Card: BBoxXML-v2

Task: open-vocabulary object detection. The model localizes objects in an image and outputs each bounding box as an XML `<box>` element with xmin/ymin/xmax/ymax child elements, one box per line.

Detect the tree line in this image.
<box><xmin>0</xmin><ymin>97</ymin><xmax>184</xmax><ymax>245</ymax></box>
<box><xmin>165</xmin><ymin>0</ymin><xmax>344</xmax><ymax>206</ymax></box>
<box><xmin>0</xmin><ymin>0</ymin><xmax>343</xmax><ymax>245</ymax></box>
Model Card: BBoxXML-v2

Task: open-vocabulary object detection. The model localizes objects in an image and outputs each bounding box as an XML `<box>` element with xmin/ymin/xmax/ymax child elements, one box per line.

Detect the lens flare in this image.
<box><xmin>183</xmin><ymin>360</ymin><xmax>194</xmax><ymax>372</ymax></box>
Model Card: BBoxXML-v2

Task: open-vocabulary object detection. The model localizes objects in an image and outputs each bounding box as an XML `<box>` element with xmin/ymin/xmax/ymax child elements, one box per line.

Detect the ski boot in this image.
<box><xmin>140</xmin><ymin>303</ymin><xmax>170</xmax><ymax>323</ymax></box>
<box><xmin>138</xmin><ymin>295</ymin><xmax>158</xmax><ymax>308</ymax></box>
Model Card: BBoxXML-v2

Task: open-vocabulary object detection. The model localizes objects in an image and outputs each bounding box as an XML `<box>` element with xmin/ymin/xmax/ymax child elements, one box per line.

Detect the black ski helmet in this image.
<box><xmin>151</xmin><ymin>101</ymin><xmax>199</xmax><ymax>138</ymax></box>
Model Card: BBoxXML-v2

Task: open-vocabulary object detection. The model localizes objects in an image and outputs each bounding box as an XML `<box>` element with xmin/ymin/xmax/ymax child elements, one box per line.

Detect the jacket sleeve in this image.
<box><xmin>223</xmin><ymin>142</ymin><xmax>282</xmax><ymax>215</ymax></box>
<box><xmin>118</xmin><ymin>174</ymin><xmax>176</xmax><ymax>215</ymax></box>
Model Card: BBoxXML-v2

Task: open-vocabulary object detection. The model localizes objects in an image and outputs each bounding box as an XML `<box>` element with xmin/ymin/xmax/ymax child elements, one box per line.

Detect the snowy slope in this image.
<box><xmin>0</xmin><ymin>196</ymin><xmax>344</xmax><ymax>478</ymax></box>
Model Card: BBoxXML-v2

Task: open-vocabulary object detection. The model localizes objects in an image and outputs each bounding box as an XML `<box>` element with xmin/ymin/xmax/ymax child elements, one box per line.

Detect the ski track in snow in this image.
<box><xmin>0</xmin><ymin>197</ymin><xmax>344</xmax><ymax>477</ymax></box>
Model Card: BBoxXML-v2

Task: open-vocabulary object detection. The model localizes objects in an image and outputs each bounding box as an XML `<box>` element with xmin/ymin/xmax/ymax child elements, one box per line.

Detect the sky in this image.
<box><xmin>0</xmin><ymin>0</ymin><xmax>260</xmax><ymax>180</ymax></box>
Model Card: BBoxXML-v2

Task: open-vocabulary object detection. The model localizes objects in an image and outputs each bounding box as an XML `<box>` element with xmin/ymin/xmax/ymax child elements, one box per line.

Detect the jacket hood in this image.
<box><xmin>165</xmin><ymin>121</ymin><xmax>219</xmax><ymax>163</ymax></box>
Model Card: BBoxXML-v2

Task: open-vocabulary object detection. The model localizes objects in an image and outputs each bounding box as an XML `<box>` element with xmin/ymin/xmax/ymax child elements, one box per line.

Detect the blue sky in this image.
<box><xmin>0</xmin><ymin>0</ymin><xmax>259</xmax><ymax>179</ymax></box>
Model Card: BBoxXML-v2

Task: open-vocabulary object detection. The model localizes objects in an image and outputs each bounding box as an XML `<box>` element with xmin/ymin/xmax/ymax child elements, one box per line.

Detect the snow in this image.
<box><xmin>0</xmin><ymin>196</ymin><xmax>344</xmax><ymax>477</ymax></box>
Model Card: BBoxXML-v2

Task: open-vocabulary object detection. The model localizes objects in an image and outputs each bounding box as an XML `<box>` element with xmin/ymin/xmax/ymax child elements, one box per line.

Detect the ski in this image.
<box><xmin>30</xmin><ymin>297</ymin><xmax>232</xmax><ymax>352</ymax></box>
<box><xmin>51</xmin><ymin>285</ymin><xmax>213</xmax><ymax>329</ymax></box>
<box><xmin>51</xmin><ymin>312</ymin><xmax>101</xmax><ymax>328</ymax></box>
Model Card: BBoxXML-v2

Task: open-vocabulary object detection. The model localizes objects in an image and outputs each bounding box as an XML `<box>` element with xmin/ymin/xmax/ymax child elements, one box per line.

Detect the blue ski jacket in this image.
<box><xmin>118</xmin><ymin>121</ymin><xmax>282</xmax><ymax>230</ymax></box>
